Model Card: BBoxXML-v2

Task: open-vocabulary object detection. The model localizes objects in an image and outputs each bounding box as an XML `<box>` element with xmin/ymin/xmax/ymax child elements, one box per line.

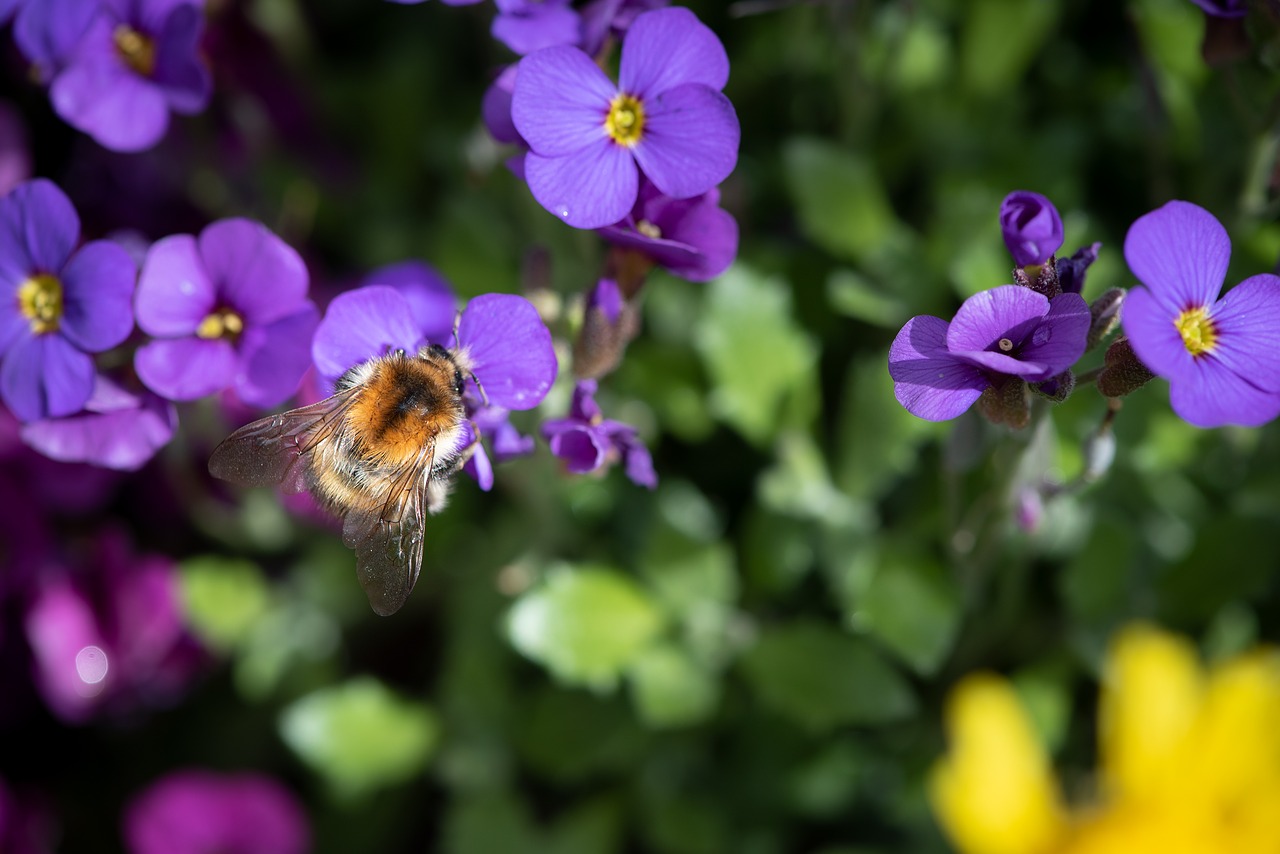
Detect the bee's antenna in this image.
<box><xmin>451</xmin><ymin>310</ymin><xmax>462</xmax><ymax>350</ymax></box>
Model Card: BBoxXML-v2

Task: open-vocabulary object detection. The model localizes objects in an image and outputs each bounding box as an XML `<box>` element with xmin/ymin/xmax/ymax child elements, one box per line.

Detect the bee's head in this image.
<box><xmin>421</xmin><ymin>343</ymin><xmax>465</xmax><ymax>397</ymax></box>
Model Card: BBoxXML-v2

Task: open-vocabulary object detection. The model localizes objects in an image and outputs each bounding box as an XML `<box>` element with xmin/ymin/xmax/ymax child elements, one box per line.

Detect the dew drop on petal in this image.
<box><xmin>75</xmin><ymin>645</ymin><xmax>109</xmax><ymax>696</ymax></box>
<box><xmin>555</xmin><ymin>205</ymin><xmax>570</xmax><ymax>219</ymax></box>
<box><xmin>1032</xmin><ymin>326</ymin><xmax>1051</xmax><ymax>346</ymax></box>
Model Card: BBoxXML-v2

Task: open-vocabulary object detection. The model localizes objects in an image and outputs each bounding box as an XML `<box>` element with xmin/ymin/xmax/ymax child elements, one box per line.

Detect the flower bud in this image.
<box><xmin>1056</xmin><ymin>241</ymin><xmax>1101</xmax><ymax>295</ymax></box>
<box><xmin>573</xmin><ymin>278</ymin><xmax>640</xmax><ymax>380</ymax></box>
<box><xmin>1032</xmin><ymin>369</ymin><xmax>1075</xmax><ymax>403</ymax></box>
<box><xmin>1000</xmin><ymin>191</ymin><xmax>1064</xmax><ymax>268</ymax></box>
<box><xmin>977</xmin><ymin>375</ymin><xmax>1030</xmax><ymax>429</ymax></box>
<box><xmin>1097</xmin><ymin>337</ymin><xmax>1155</xmax><ymax>398</ymax></box>
<box><xmin>1087</xmin><ymin>287</ymin><xmax>1124</xmax><ymax>350</ymax></box>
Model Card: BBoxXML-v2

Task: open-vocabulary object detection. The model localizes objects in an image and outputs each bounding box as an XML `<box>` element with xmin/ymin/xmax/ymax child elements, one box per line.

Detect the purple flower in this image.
<box><xmin>19</xmin><ymin>0</ymin><xmax>211</xmax><ymax>152</ymax></box>
<box><xmin>542</xmin><ymin>379</ymin><xmax>656</xmax><ymax>488</ymax></box>
<box><xmin>493</xmin><ymin>0</ymin><xmax>581</xmax><ymax>55</ymax></box>
<box><xmin>0</xmin><ymin>179</ymin><xmax>136</xmax><ymax>422</ymax></box>
<box><xmin>1122</xmin><ymin>200</ymin><xmax>1280</xmax><ymax>428</ymax></box>
<box><xmin>134</xmin><ymin>218</ymin><xmax>319</xmax><ymax>407</ymax></box>
<box><xmin>579</xmin><ymin>0</ymin><xmax>668</xmax><ymax>56</ymax></box>
<box><xmin>20</xmin><ymin>374</ymin><xmax>177</xmax><ymax>470</ymax></box>
<box><xmin>888</xmin><ymin>286</ymin><xmax>1090</xmax><ymax>421</ymax></box>
<box><xmin>312</xmin><ymin>286</ymin><xmax>557</xmax><ymax>483</ymax></box>
<box><xmin>999</xmin><ymin>191</ymin><xmax>1064</xmax><ymax>268</ymax></box>
<box><xmin>1189</xmin><ymin>0</ymin><xmax>1247</xmax><ymax>16</ymax></box>
<box><xmin>123</xmin><ymin>770</ymin><xmax>309</xmax><ymax>854</ymax></box>
<box><xmin>462</xmin><ymin>405</ymin><xmax>536</xmax><ymax>490</ymax></box>
<box><xmin>482</xmin><ymin>64</ymin><xmax>524</xmax><ymax>146</ymax></box>
<box><xmin>598</xmin><ymin>179</ymin><xmax>738</xmax><ymax>281</ymax></box>
<box><xmin>23</xmin><ymin>529</ymin><xmax>204</xmax><ymax>723</ymax></box>
<box><xmin>1055</xmin><ymin>241</ymin><xmax>1102</xmax><ymax>296</ymax></box>
<box><xmin>511</xmin><ymin>6</ymin><xmax>739</xmax><ymax>229</ymax></box>
<box><xmin>361</xmin><ymin>259</ymin><xmax>458</xmax><ymax>349</ymax></box>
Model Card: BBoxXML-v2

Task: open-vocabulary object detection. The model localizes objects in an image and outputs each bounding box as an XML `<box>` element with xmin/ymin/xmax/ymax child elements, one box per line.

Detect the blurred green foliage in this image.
<box><xmin>23</xmin><ymin>0</ymin><xmax>1280</xmax><ymax>851</ymax></box>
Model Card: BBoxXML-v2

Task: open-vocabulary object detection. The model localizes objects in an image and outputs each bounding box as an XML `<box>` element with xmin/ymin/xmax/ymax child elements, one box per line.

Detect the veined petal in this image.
<box><xmin>929</xmin><ymin>673</ymin><xmax>1067</xmax><ymax>854</ymax></box>
<box><xmin>511</xmin><ymin>46</ymin><xmax>615</xmax><ymax>157</ymax></box>
<box><xmin>1168</xmin><ymin>355</ymin><xmax>1280</xmax><ymax>428</ymax></box>
<box><xmin>456</xmin><ymin>293</ymin><xmax>557</xmax><ymax>410</ymax></box>
<box><xmin>59</xmin><ymin>239</ymin><xmax>137</xmax><ymax>353</ymax></box>
<box><xmin>1206</xmin><ymin>274</ymin><xmax>1280</xmax><ymax>393</ymax></box>
<box><xmin>21</xmin><ymin>376</ymin><xmax>177</xmax><ymax>471</ymax></box>
<box><xmin>1016</xmin><ymin>292</ymin><xmax>1089</xmax><ymax>377</ymax></box>
<box><xmin>236</xmin><ymin>303</ymin><xmax>319</xmax><ymax>408</ymax></box>
<box><xmin>135</xmin><ymin>234</ymin><xmax>214</xmax><ymax>337</ymax></box>
<box><xmin>947</xmin><ymin>285</ymin><xmax>1048</xmax><ymax>353</ymax></box>
<box><xmin>888</xmin><ymin>315</ymin><xmax>987</xmax><ymax>421</ymax></box>
<box><xmin>618</xmin><ymin>7</ymin><xmax>729</xmax><ymax>97</ymax></box>
<box><xmin>51</xmin><ymin>58</ymin><xmax>170</xmax><ymax>153</ymax></box>
<box><xmin>1124</xmin><ymin>200</ymin><xmax>1228</xmax><ymax>316</ymax></box>
<box><xmin>312</xmin><ymin>285</ymin><xmax>422</xmax><ymax>383</ymax></box>
<box><xmin>363</xmin><ymin>260</ymin><xmax>457</xmax><ymax>346</ymax></box>
<box><xmin>199</xmin><ymin>219</ymin><xmax>309</xmax><ymax>325</ymax></box>
<box><xmin>1099</xmin><ymin>624</ymin><xmax>1203</xmax><ymax>802</ymax></box>
<box><xmin>135</xmin><ymin>336</ymin><xmax>236</xmax><ymax>401</ymax></box>
<box><xmin>1120</xmin><ymin>285</ymin><xmax>1194</xmax><ymax>380</ymax></box>
<box><xmin>491</xmin><ymin>4</ymin><xmax>580</xmax><ymax>55</ymax></box>
<box><xmin>952</xmin><ymin>349</ymin><xmax>1048</xmax><ymax>380</ymax></box>
<box><xmin>0</xmin><ymin>332</ymin><xmax>95</xmax><ymax>421</ymax></box>
<box><xmin>524</xmin><ymin>144</ymin><xmax>638</xmax><ymax>229</ymax></box>
<box><xmin>546</xmin><ymin>423</ymin><xmax>608</xmax><ymax>473</ymax></box>
<box><xmin>631</xmin><ymin>84</ymin><xmax>738</xmax><ymax>201</ymax></box>
<box><xmin>0</xmin><ymin>179</ymin><xmax>79</xmax><ymax>281</ymax></box>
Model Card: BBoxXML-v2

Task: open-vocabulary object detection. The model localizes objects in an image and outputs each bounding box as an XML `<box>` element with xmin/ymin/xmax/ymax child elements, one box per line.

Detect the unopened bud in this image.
<box><xmin>1012</xmin><ymin>256</ymin><xmax>1061</xmax><ymax>300</ymax></box>
<box><xmin>977</xmin><ymin>375</ymin><xmax>1031</xmax><ymax>429</ymax></box>
<box><xmin>1056</xmin><ymin>242</ymin><xmax>1102</xmax><ymax>295</ymax></box>
<box><xmin>1087</xmin><ymin>288</ymin><xmax>1124</xmax><ymax>350</ymax></box>
<box><xmin>1032</xmin><ymin>369</ymin><xmax>1075</xmax><ymax>402</ymax></box>
<box><xmin>573</xmin><ymin>278</ymin><xmax>640</xmax><ymax>380</ymax></box>
<box><xmin>1097</xmin><ymin>337</ymin><xmax>1156</xmax><ymax>398</ymax></box>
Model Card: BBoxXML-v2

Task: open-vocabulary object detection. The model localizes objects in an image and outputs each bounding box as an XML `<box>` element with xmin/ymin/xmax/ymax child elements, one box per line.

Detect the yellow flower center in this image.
<box><xmin>113</xmin><ymin>25</ymin><xmax>156</xmax><ymax>77</ymax></box>
<box><xmin>604</xmin><ymin>93</ymin><xmax>645</xmax><ymax>147</ymax></box>
<box><xmin>196</xmin><ymin>307</ymin><xmax>245</xmax><ymax>341</ymax></box>
<box><xmin>1174</xmin><ymin>306</ymin><xmax>1217</xmax><ymax>357</ymax></box>
<box><xmin>637</xmin><ymin>219</ymin><xmax>661</xmax><ymax>239</ymax></box>
<box><xmin>17</xmin><ymin>273</ymin><xmax>64</xmax><ymax>334</ymax></box>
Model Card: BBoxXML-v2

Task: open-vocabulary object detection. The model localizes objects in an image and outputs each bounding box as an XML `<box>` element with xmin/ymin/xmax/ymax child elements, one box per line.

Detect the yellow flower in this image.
<box><xmin>929</xmin><ymin>624</ymin><xmax>1280</xmax><ymax>854</ymax></box>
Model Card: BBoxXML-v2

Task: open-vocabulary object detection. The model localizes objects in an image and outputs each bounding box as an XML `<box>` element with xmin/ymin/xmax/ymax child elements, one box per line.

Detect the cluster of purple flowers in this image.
<box><xmin>889</xmin><ymin>190</ymin><xmax>1280</xmax><ymax>433</ymax></box>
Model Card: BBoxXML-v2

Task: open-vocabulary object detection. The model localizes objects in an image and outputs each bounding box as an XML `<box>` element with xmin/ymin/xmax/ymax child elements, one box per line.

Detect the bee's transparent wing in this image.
<box><xmin>208</xmin><ymin>391</ymin><xmax>358</xmax><ymax>494</ymax></box>
<box><xmin>341</xmin><ymin>439</ymin><xmax>439</xmax><ymax>616</ymax></box>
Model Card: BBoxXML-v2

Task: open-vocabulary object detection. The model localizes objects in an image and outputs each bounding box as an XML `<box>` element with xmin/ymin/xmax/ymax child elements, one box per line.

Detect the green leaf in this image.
<box><xmin>847</xmin><ymin>556</ymin><xmax>960</xmax><ymax>677</ymax></box>
<box><xmin>825</xmin><ymin>269</ymin><xmax>908</xmax><ymax>328</ymax></box>
<box><xmin>178</xmin><ymin>555</ymin><xmax>271</xmax><ymax>653</ymax></box>
<box><xmin>739</xmin><ymin>621</ymin><xmax>916</xmax><ymax>732</ymax></box>
<box><xmin>507</xmin><ymin>565</ymin><xmax>665</xmax><ymax>690</ymax></box>
<box><xmin>695</xmin><ymin>264</ymin><xmax>818</xmax><ymax>445</ymax></box>
<box><xmin>758</xmin><ymin>430</ymin><xmax>866</xmax><ymax>527</ymax></box>
<box><xmin>782</xmin><ymin>138</ymin><xmax>905</xmax><ymax>263</ymax></box>
<box><xmin>628</xmin><ymin>643</ymin><xmax>720</xmax><ymax>729</ymax></box>
<box><xmin>960</xmin><ymin>0</ymin><xmax>1059</xmax><ymax>96</ymax></box>
<box><xmin>279</xmin><ymin>677</ymin><xmax>440</xmax><ymax>800</ymax></box>
<box><xmin>443</xmin><ymin>791</ymin><xmax>541</xmax><ymax>854</ymax></box>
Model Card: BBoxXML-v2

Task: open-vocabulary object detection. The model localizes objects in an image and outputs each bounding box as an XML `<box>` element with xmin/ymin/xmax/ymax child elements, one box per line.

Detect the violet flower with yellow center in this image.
<box><xmin>931</xmin><ymin>624</ymin><xmax>1280</xmax><ymax>854</ymax></box>
<box><xmin>1121</xmin><ymin>200</ymin><xmax>1280</xmax><ymax>428</ymax></box>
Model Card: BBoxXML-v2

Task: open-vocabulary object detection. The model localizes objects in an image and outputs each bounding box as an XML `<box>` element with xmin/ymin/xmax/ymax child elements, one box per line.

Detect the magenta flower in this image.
<box><xmin>999</xmin><ymin>190</ymin><xmax>1064</xmax><ymax>268</ymax></box>
<box><xmin>124</xmin><ymin>770</ymin><xmax>309</xmax><ymax>854</ymax></box>
<box><xmin>599</xmin><ymin>179</ymin><xmax>738</xmax><ymax>281</ymax></box>
<box><xmin>18</xmin><ymin>0</ymin><xmax>211</xmax><ymax>152</ymax></box>
<box><xmin>133</xmin><ymin>219</ymin><xmax>319</xmax><ymax>407</ymax></box>
<box><xmin>511</xmin><ymin>6</ymin><xmax>739</xmax><ymax>229</ymax></box>
<box><xmin>20</xmin><ymin>374</ymin><xmax>177</xmax><ymax>470</ymax></box>
<box><xmin>888</xmin><ymin>286</ymin><xmax>1090</xmax><ymax>421</ymax></box>
<box><xmin>1122</xmin><ymin>200</ymin><xmax>1280</xmax><ymax>428</ymax></box>
<box><xmin>0</xmin><ymin>179</ymin><xmax>136</xmax><ymax>422</ymax></box>
<box><xmin>23</xmin><ymin>530</ymin><xmax>203</xmax><ymax>723</ymax></box>
<box><xmin>542</xmin><ymin>379</ymin><xmax>656</xmax><ymax>487</ymax></box>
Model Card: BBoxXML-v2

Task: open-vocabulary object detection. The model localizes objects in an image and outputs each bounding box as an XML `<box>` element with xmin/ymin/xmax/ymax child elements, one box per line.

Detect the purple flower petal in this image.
<box><xmin>631</xmin><ymin>83</ymin><xmax>738</xmax><ymax>200</ymax></box>
<box><xmin>1</xmin><ymin>332</ymin><xmax>95</xmax><ymax>421</ymax></box>
<box><xmin>640</xmin><ymin>193</ymin><xmax>737</xmax><ymax>281</ymax></box>
<box><xmin>1168</xmin><ymin>355</ymin><xmax>1280</xmax><ymax>428</ymax></box>
<box><xmin>152</xmin><ymin>3</ymin><xmax>211</xmax><ymax>114</ymax></box>
<box><xmin>1205</xmin><ymin>274</ymin><xmax>1280</xmax><ymax>393</ymax></box>
<box><xmin>1124</xmin><ymin>200</ymin><xmax>1227</xmax><ymax>316</ymax></box>
<box><xmin>1121</xmin><ymin>285</ymin><xmax>1195</xmax><ymax>380</ymax></box>
<box><xmin>946</xmin><ymin>285</ymin><xmax>1048</xmax><ymax>353</ymax></box>
<box><xmin>135</xmin><ymin>336</ymin><xmax>237</xmax><ymax>401</ymax></box>
<box><xmin>59</xmin><ymin>239</ymin><xmax>137</xmax><ymax>353</ymax></box>
<box><xmin>199</xmin><ymin>219</ymin><xmax>309</xmax><ymax>325</ymax></box>
<box><xmin>618</xmin><ymin>7</ymin><xmax>729</xmax><ymax>97</ymax></box>
<box><xmin>135</xmin><ymin>234</ymin><xmax>215</xmax><ymax>337</ymax></box>
<box><xmin>888</xmin><ymin>315</ymin><xmax>987</xmax><ymax>421</ymax></box>
<box><xmin>363</xmin><ymin>260</ymin><xmax>457</xmax><ymax>345</ymax></box>
<box><xmin>311</xmin><ymin>286</ymin><xmax>422</xmax><ymax>384</ymax></box>
<box><xmin>14</xmin><ymin>0</ymin><xmax>100</xmax><ymax>78</ymax></box>
<box><xmin>463</xmin><ymin>425</ymin><xmax>495</xmax><ymax>491</ymax></box>
<box><xmin>0</xmin><ymin>101</ymin><xmax>32</xmax><ymax>201</ymax></box>
<box><xmin>20</xmin><ymin>375</ymin><xmax>177</xmax><ymax>470</ymax></box>
<box><xmin>492</xmin><ymin>2</ymin><xmax>581</xmax><ymax>55</ymax></box>
<box><xmin>546</xmin><ymin>423</ymin><xmax>607</xmax><ymax>473</ymax></box>
<box><xmin>1016</xmin><ymin>292</ymin><xmax>1089</xmax><ymax>377</ymax></box>
<box><xmin>0</xmin><ymin>179</ymin><xmax>79</xmax><ymax>286</ymax></box>
<box><xmin>524</xmin><ymin>142</ymin><xmax>638</xmax><ymax>229</ymax></box>
<box><xmin>482</xmin><ymin>65</ymin><xmax>523</xmax><ymax>146</ymax></box>
<box><xmin>51</xmin><ymin>55</ymin><xmax>171</xmax><ymax>153</ymax></box>
<box><xmin>953</xmin><ymin>349</ymin><xmax>1048</xmax><ymax>379</ymax></box>
<box><xmin>457</xmin><ymin>293</ymin><xmax>557</xmax><ymax>410</ymax></box>
<box><xmin>999</xmin><ymin>191</ymin><xmax>1063</xmax><ymax>267</ymax></box>
<box><xmin>512</xmin><ymin>46</ymin><xmax>616</xmax><ymax>157</ymax></box>
<box><xmin>0</xmin><ymin>300</ymin><xmax>24</xmax><ymax>355</ymax></box>
<box><xmin>236</xmin><ymin>303</ymin><xmax>320</xmax><ymax>407</ymax></box>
